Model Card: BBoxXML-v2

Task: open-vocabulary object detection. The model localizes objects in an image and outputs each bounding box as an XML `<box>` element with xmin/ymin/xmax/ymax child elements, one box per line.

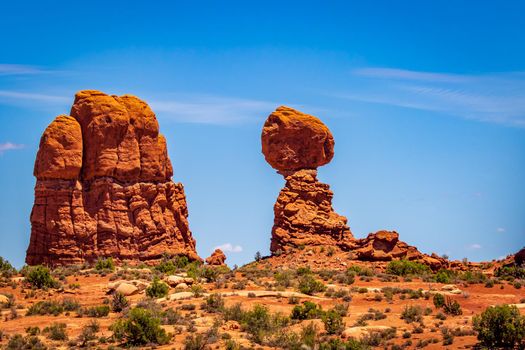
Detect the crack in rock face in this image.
<box><xmin>26</xmin><ymin>90</ymin><xmax>200</xmax><ymax>266</ymax></box>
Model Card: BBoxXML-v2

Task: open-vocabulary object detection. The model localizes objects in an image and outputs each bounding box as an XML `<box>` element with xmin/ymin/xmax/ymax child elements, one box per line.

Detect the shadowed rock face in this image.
<box><xmin>262</xmin><ymin>106</ymin><xmax>353</xmax><ymax>253</ymax></box>
<box><xmin>26</xmin><ymin>90</ymin><xmax>200</xmax><ymax>266</ymax></box>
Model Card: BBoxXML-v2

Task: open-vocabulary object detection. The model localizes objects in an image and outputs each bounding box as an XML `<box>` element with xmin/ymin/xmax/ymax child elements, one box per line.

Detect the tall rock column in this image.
<box><xmin>26</xmin><ymin>90</ymin><xmax>200</xmax><ymax>266</ymax></box>
<box><xmin>261</xmin><ymin>106</ymin><xmax>353</xmax><ymax>253</ymax></box>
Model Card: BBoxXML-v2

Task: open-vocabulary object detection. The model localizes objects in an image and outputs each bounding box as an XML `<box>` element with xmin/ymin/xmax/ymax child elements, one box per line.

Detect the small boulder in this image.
<box><xmin>0</xmin><ymin>294</ymin><xmax>10</xmax><ymax>305</ymax></box>
<box><xmin>115</xmin><ymin>283</ymin><xmax>139</xmax><ymax>296</ymax></box>
<box><xmin>175</xmin><ymin>283</ymin><xmax>189</xmax><ymax>289</ymax></box>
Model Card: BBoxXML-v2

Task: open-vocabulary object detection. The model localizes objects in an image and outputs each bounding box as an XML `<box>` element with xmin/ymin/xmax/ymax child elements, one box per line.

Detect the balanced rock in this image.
<box><xmin>262</xmin><ymin>107</ymin><xmax>352</xmax><ymax>254</ymax></box>
<box><xmin>262</xmin><ymin>106</ymin><xmax>334</xmax><ymax>172</ymax></box>
<box><xmin>26</xmin><ymin>90</ymin><xmax>200</xmax><ymax>266</ymax></box>
<box><xmin>205</xmin><ymin>249</ymin><xmax>227</xmax><ymax>266</ymax></box>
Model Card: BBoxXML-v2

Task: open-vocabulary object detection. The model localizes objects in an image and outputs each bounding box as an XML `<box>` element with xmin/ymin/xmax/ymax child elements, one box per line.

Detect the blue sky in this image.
<box><xmin>0</xmin><ymin>1</ymin><xmax>524</xmax><ymax>268</ymax></box>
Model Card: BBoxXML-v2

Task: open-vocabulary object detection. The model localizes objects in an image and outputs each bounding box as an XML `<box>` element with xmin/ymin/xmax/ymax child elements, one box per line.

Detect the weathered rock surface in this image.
<box><xmin>205</xmin><ymin>249</ymin><xmax>227</xmax><ymax>266</ymax></box>
<box><xmin>270</xmin><ymin>169</ymin><xmax>353</xmax><ymax>253</ymax></box>
<box><xmin>26</xmin><ymin>90</ymin><xmax>200</xmax><ymax>266</ymax></box>
<box><xmin>262</xmin><ymin>106</ymin><xmax>334</xmax><ymax>172</ymax></box>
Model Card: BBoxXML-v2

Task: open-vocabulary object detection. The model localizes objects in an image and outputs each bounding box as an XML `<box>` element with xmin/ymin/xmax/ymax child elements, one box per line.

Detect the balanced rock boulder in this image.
<box><xmin>262</xmin><ymin>106</ymin><xmax>353</xmax><ymax>253</ymax></box>
<box><xmin>26</xmin><ymin>90</ymin><xmax>200</xmax><ymax>266</ymax></box>
<box><xmin>205</xmin><ymin>249</ymin><xmax>227</xmax><ymax>266</ymax></box>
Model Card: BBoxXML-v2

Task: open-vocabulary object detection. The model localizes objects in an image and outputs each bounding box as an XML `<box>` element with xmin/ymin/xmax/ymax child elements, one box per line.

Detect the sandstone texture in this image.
<box><xmin>26</xmin><ymin>90</ymin><xmax>200</xmax><ymax>266</ymax></box>
<box><xmin>262</xmin><ymin>106</ymin><xmax>352</xmax><ymax>254</ymax></box>
<box><xmin>205</xmin><ymin>249</ymin><xmax>227</xmax><ymax>266</ymax></box>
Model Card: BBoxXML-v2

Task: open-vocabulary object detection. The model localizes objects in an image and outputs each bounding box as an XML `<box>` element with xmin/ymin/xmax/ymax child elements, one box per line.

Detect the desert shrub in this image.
<box><xmin>361</xmin><ymin>328</ymin><xmax>396</xmax><ymax>347</ymax></box>
<box><xmin>442</xmin><ymin>297</ymin><xmax>462</xmax><ymax>316</ymax></box>
<box><xmin>111</xmin><ymin>292</ymin><xmax>129</xmax><ymax>312</ymax></box>
<box><xmin>318</xmin><ymin>338</ymin><xmax>369</xmax><ymax>350</ymax></box>
<box><xmin>203</xmin><ymin>293</ymin><xmax>224</xmax><ymax>313</ymax></box>
<box><xmin>6</xmin><ymin>334</ymin><xmax>47</xmax><ymax>350</ymax></box>
<box><xmin>275</xmin><ymin>270</ymin><xmax>295</xmax><ymax>288</ymax></box>
<box><xmin>61</xmin><ymin>297</ymin><xmax>81</xmax><ymax>312</ymax></box>
<box><xmin>485</xmin><ymin>279</ymin><xmax>495</xmax><ymax>288</ymax></box>
<box><xmin>386</xmin><ymin>260</ymin><xmax>430</xmax><ymax>276</ymax></box>
<box><xmin>347</xmin><ymin>265</ymin><xmax>374</xmax><ymax>277</ymax></box>
<box><xmin>401</xmin><ymin>305</ymin><xmax>423</xmax><ymax>323</ymax></box>
<box><xmin>190</xmin><ymin>284</ymin><xmax>205</xmax><ymax>297</ymax></box>
<box><xmin>459</xmin><ymin>270</ymin><xmax>487</xmax><ymax>284</ymax></box>
<box><xmin>334</xmin><ymin>269</ymin><xmax>356</xmax><ymax>285</ymax></box>
<box><xmin>26</xmin><ymin>300</ymin><xmax>64</xmax><ymax>316</ymax></box>
<box><xmin>495</xmin><ymin>266</ymin><xmax>525</xmax><ymax>280</ymax></box>
<box><xmin>199</xmin><ymin>266</ymin><xmax>228</xmax><ymax>282</ymax></box>
<box><xmin>242</xmin><ymin>304</ymin><xmax>288</xmax><ymax>343</ymax></box>
<box><xmin>435</xmin><ymin>270</ymin><xmax>453</xmax><ymax>283</ymax></box>
<box><xmin>111</xmin><ymin>307</ymin><xmax>171</xmax><ymax>345</ymax></box>
<box><xmin>441</xmin><ymin>327</ymin><xmax>454</xmax><ymax>345</ymax></box>
<box><xmin>94</xmin><ymin>257</ymin><xmax>115</xmax><ymax>271</ymax></box>
<box><xmin>433</xmin><ymin>293</ymin><xmax>445</xmax><ymax>308</ymax></box>
<box><xmin>43</xmin><ymin>323</ymin><xmax>68</xmax><ymax>341</ymax></box>
<box><xmin>161</xmin><ymin>308</ymin><xmax>182</xmax><ymax>325</ymax></box>
<box><xmin>155</xmin><ymin>254</ymin><xmax>190</xmax><ymax>275</ymax></box>
<box><xmin>77</xmin><ymin>321</ymin><xmax>99</xmax><ymax>347</ymax></box>
<box><xmin>25</xmin><ymin>265</ymin><xmax>58</xmax><ymax>289</ymax></box>
<box><xmin>0</xmin><ymin>256</ymin><xmax>16</xmax><ymax>277</ymax></box>
<box><xmin>0</xmin><ymin>293</ymin><xmax>15</xmax><ymax>309</ymax></box>
<box><xmin>82</xmin><ymin>305</ymin><xmax>110</xmax><ymax>317</ymax></box>
<box><xmin>322</xmin><ymin>309</ymin><xmax>344</xmax><ymax>335</ymax></box>
<box><xmin>291</xmin><ymin>301</ymin><xmax>324</xmax><ymax>320</ymax></box>
<box><xmin>25</xmin><ymin>327</ymin><xmax>40</xmax><ymax>336</ymax></box>
<box><xmin>183</xmin><ymin>333</ymin><xmax>207</xmax><ymax>350</ymax></box>
<box><xmin>145</xmin><ymin>277</ymin><xmax>169</xmax><ymax>298</ymax></box>
<box><xmin>473</xmin><ymin>304</ymin><xmax>525</xmax><ymax>349</ymax></box>
<box><xmin>298</xmin><ymin>275</ymin><xmax>326</xmax><ymax>295</ymax></box>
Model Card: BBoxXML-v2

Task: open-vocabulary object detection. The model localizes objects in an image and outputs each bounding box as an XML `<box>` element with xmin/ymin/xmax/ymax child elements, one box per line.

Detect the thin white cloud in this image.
<box><xmin>469</xmin><ymin>243</ymin><xmax>482</xmax><ymax>249</ymax></box>
<box><xmin>0</xmin><ymin>64</ymin><xmax>46</xmax><ymax>75</ymax></box>
<box><xmin>0</xmin><ymin>142</ymin><xmax>24</xmax><ymax>154</ymax></box>
<box><xmin>151</xmin><ymin>95</ymin><xmax>276</xmax><ymax>125</ymax></box>
<box><xmin>337</xmin><ymin>68</ymin><xmax>525</xmax><ymax>128</ymax></box>
<box><xmin>0</xmin><ymin>90</ymin><xmax>69</xmax><ymax>104</ymax></box>
<box><xmin>215</xmin><ymin>243</ymin><xmax>243</xmax><ymax>253</ymax></box>
<box><xmin>496</xmin><ymin>227</ymin><xmax>506</xmax><ymax>233</ymax></box>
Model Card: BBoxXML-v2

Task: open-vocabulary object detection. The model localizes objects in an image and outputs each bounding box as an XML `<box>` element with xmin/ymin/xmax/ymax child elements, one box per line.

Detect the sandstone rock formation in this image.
<box><xmin>205</xmin><ymin>249</ymin><xmax>227</xmax><ymax>266</ymax></box>
<box><xmin>26</xmin><ymin>90</ymin><xmax>200</xmax><ymax>266</ymax></box>
<box><xmin>262</xmin><ymin>106</ymin><xmax>353</xmax><ymax>253</ymax></box>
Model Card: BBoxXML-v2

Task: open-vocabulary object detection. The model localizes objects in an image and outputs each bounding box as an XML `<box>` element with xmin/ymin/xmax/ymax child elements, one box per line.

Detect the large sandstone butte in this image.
<box><xmin>262</xmin><ymin>106</ymin><xmax>353</xmax><ymax>253</ymax></box>
<box><xmin>26</xmin><ymin>90</ymin><xmax>200</xmax><ymax>266</ymax></box>
<box><xmin>262</xmin><ymin>106</ymin><xmax>446</xmax><ymax>269</ymax></box>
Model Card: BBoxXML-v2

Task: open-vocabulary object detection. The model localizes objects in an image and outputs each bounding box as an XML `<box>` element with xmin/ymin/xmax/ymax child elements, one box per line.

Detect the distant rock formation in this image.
<box><xmin>206</xmin><ymin>249</ymin><xmax>227</xmax><ymax>266</ymax></box>
<box><xmin>261</xmin><ymin>106</ymin><xmax>445</xmax><ymax>269</ymax></box>
<box><xmin>26</xmin><ymin>90</ymin><xmax>200</xmax><ymax>266</ymax></box>
<box><xmin>262</xmin><ymin>106</ymin><xmax>353</xmax><ymax>254</ymax></box>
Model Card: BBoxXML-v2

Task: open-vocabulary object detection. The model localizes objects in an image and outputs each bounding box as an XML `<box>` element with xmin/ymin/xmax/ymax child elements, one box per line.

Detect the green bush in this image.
<box><xmin>111</xmin><ymin>292</ymin><xmax>129</xmax><ymax>312</ymax></box>
<box><xmin>433</xmin><ymin>293</ymin><xmax>445</xmax><ymax>308</ymax></box>
<box><xmin>95</xmin><ymin>257</ymin><xmax>115</xmax><ymax>271</ymax></box>
<box><xmin>473</xmin><ymin>304</ymin><xmax>525</xmax><ymax>349</ymax></box>
<box><xmin>111</xmin><ymin>307</ymin><xmax>171</xmax><ymax>345</ymax></box>
<box><xmin>82</xmin><ymin>305</ymin><xmax>110</xmax><ymax>317</ymax></box>
<box><xmin>275</xmin><ymin>270</ymin><xmax>294</xmax><ymax>288</ymax></box>
<box><xmin>386</xmin><ymin>260</ymin><xmax>430</xmax><ymax>276</ymax></box>
<box><xmin>400</xmin><ymin>305</ymin><xmax>423</xmax><ymax>323</ymax></box>
<box><xmin>61</xmin><ymin>297</ymin><xmax>81</xmax><ymax>312</ymax></box>
<box><xmin>5</xmin><ymin>334</ymin><xmax>47</xmax><ymax>350</ymax></box>
<box><xmin>322</xmin><ymin>310</ymin><xmax>344</xmax><ymax>335</ymax></box>
<box><xmin>435</xmin><ymin>270</ymin><xmax>452</xmax><ymax>283</ymax></box>
<box><xmin>237</xmin><ymin>304</ymin><xmax>289</xmax><ymax>344</ymax></box>
<box><xmin>204</xmin><ymin>293</ymin><xmax>225</xmax><ymax>313</ymax></box>
<box><xmin>298</xmin><ymin>275</ymin><xmax>326</xmax><ymax>295</ymax></box>
<box><xmin>43</xmin><ymin>323</ymin><xmax>68</xmax><ymax>341</ymax></box>
<box><xmin>145</xmin><ymin>277</ymin><xmax>169</xmax><ymax>298</ymax></box>
<box><xmin>318</xmin><ymin>338</ymin><xmax>369</xmax><ymax>350</ymax></box>
<box><xmin>0</xmin><ymin>256</ymin><xmax>16</xmax><ymax>277</ymax></box>
<box><xmin>442</xmin><ymin>297</ymin><xmax>462</xmax><ymax>316</ymax></box>
<box><xmin>291</xmin><ymin>301</ymin><xmax>324</xmax><ymax>320</ymax></box>
<box><xmin>155</xmin><ymin>254</ymin><xmax>190</xmax><ymax>274</ymax></box>
<box><xmin>27</xmin><ymin>300</ymin><xmax>64</xmax><ymax>316</ymax></box>
<box><xmin>26</xmin><ymin>265</ymin><xmax>58</xmax><ymax>289</ymax></box>
<box><xmin>495</xmin><ymin>266</ymin><xmax>525</xmax><ymax>280</ymax></box>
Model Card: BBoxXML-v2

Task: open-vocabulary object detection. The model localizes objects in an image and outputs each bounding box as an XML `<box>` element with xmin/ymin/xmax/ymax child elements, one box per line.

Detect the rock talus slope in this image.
<box><xmin>26</xmin><ymin>90</ymin><xmax>200</xmax><ymax>266</ymax></box>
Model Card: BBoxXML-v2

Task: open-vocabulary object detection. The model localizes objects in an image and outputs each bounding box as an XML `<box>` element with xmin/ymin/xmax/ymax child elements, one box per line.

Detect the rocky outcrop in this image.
<box><xmin>515</xmin><ymin>247</ymin><xmax>525</xmax><ymax>266</ymax></box>
<box><xmin>26</xmin><ymin>90</ymin><xmax>200</xmax><ymax>266</ymax></box>
<box><xmin>262</xmin><ymin>106</ymin><xmax>353</xmax><ymax>254</ymax></box>
<box><xmin>206</xmin><ymin>249</ymin><xmax>227</xmax><ymax>266</ymax></box>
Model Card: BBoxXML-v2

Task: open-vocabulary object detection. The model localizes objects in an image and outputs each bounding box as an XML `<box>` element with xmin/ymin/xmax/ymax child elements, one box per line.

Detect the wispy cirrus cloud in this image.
<box><xmin>468</xmin><ymin>243</ymin><xmax>482</xmax><ymax>250</ymax></box>
<box><xmin>0</xmin><ymin>64</ymin><xmax>50</xmax><ymax>75</ymax></box>
<box><xmin>0</xmin><ymin>90</ymin><xmax>69</xmax><ymax>104</ymax></box>
<box><xmin>214</xmin><ymin>243</ymin><xmax>243</xmax><ymax>253</ymax></box>
<box><xmin>0</xmin><ymin>142</ymin><xmax>24</xmax><ymax>154</ymax></box>
<box><xmin>337</xmin><ymin>67</ymin><xmax>525</xmax><ymax>128</ymax></box>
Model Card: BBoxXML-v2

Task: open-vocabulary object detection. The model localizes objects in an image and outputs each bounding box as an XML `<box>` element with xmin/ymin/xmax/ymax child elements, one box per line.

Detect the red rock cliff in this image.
<box><xmin>26</xmin><ymin>90</ymin><xmax>200</xmax><ymax>266</ymax></box>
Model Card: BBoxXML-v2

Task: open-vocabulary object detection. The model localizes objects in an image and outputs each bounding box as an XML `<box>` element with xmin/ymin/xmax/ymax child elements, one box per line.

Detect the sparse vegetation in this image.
<box><xmin>297</xmin><ymin>274</ymin><xmax>326</xmax><ymax>295</ymax></box>
<box><xmin>386</xmin><ymin>260</ymin><xmax>430</xmax><ymax>276</ymax></box>
<box><xmin>111</xmin><ymin>292</ymin><xmax>129</xmax><ymax>312</ymax></box>
<box><xmin>94</xmin><ymin>257</ymin><xmax>115</xmax><ymax>271</ymax></box>
<box><xmin>473</xmin><ymin>304</ymin><xmax>525</xmax><ymax>349</ymax></box>
<box><xmin>401</xmin><ymin>305</ymin><xmax>423</xmax><ymax>323</ymax></box>
<box><xmin>111</xmin><ymin>307</ymin><xmax>171</xmax><ymax>345</ymax></box>
<box><xmin>145</xmin><ymin>276</ymin><xmax>169</xmax><ymax>298</ymax></box>
<box><xmin>25</xmin><ymin>265</ymin><xmax>58</xmax><ymax>289</ymax></box>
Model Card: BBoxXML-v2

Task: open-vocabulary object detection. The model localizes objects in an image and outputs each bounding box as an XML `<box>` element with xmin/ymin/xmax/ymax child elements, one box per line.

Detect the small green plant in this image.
<box><xmin>386</xmin><ymin>260</ymin><xmax>430</xmax><ymax>276</ymax></box>
<box><xmin>5</xmin><ymin>334</ymin><xmax>47</xmax><ymax>350</ymax></box>
<box><xmin>0</xmin><ymin>256</ymin><xmax>16</xmax><ymax>277</ymax></box>
<box><xmin>145</xmin><ymin>277</ymin><xmax>169</xmax><ymax>298</ymax></box>
<box><xmin>435</xmin><ymin>270</ymin><xmax>452</xmax><ymax>283</ymax></box>
<box><xmin>442</xmin><ymin>297</ymin><xmax>462</xmax><ymax>316</ymax></box>
<box><xmin>111</xmin><ymin>307</ymin><xmax>171</xmax><ymax>345</ymax></box>
<box><xmin>291</xmin><ymin>301</ymin><xmax>324</xmax><ymax>320</ymax></box>
<box><xmin>111</xmin><ymin>292</ymin><xmax>129</xmax><ymax>312</ymax></box>
<box><xmin>82</xmin><ymin>305</ymin><xmax>110</xmax><ymax>317</ymax></box>
<box><xmin>204</xmin><ymin>293</ymin><xmax>225</xmax><ymax>313</ymax></box>
<box><xmin>322</xmin><ymin>310</ymin><xmax>344</xmax><ymax>335</ymax></box>
<box><xmin>433</xmin><ymin>293</ymin><xmax>445</xmax><ymax>308</ymax></box>
<box><xmin>95</xmin><ymin>257</ymin><xmax>115</xmax><ymax>271</ymax></box>
<box><xmin>25</xmin><ymin>265</ymin><xmax>58</xmax><ymax>289</ymax></box>
<box><xmin>43</xmin><ymin>323</ymin><xmax>68</xmax><ymax>341</ymax></box>
<box><xmin>298</xmin><ymin>275</ymin><xmax>326</xmax><ymax>295</ymax></box>
<box><xmin>26</xmin><ymin>300</ymin><xmax>64</xmax><ymax>316</ymax></box>
<box><xmin>400</xmin><ymin>305</ymin><xmax>423</xmax><ymax>323</ymax></box>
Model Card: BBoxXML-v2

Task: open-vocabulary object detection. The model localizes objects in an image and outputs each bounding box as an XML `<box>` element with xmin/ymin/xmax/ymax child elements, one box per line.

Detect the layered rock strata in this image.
<box><xmin>26</xmin><ymin>90</ymin><xmax>200</xmax><ymax>266</ymax></box>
